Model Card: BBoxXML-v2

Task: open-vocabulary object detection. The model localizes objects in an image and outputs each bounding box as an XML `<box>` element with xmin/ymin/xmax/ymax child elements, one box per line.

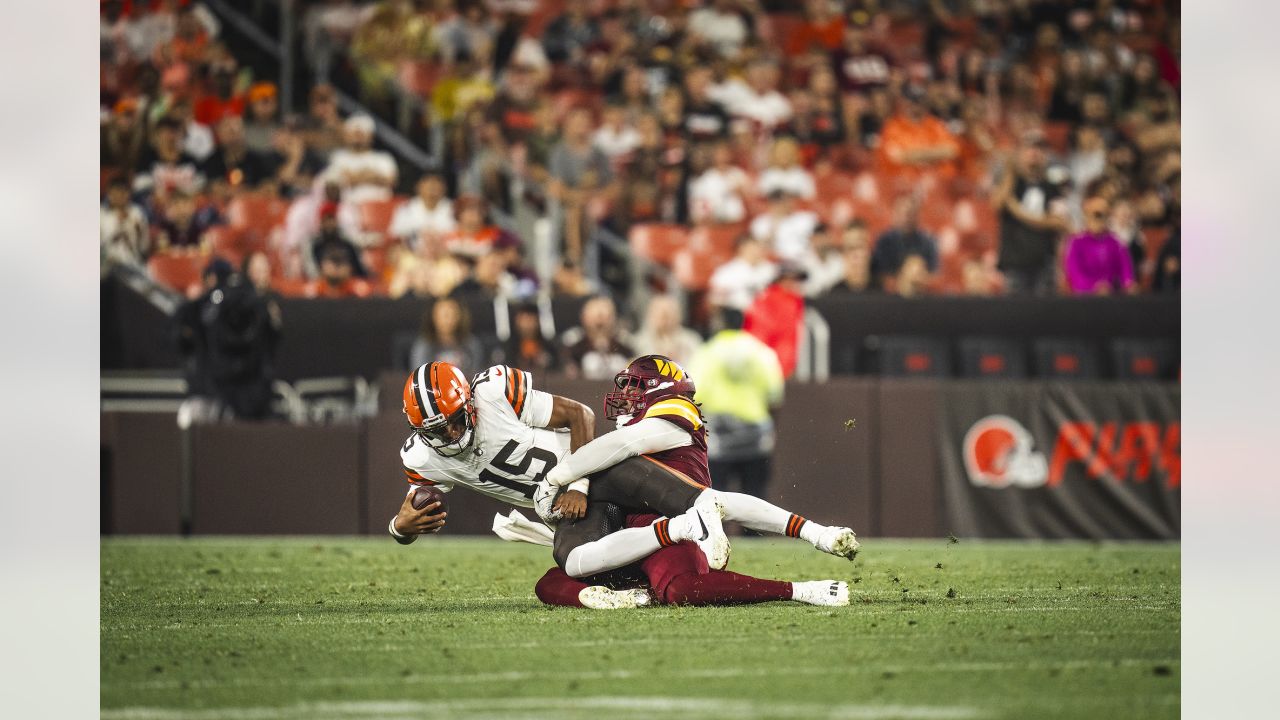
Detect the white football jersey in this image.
<box><xmin>400</xmin><ymin>365</ymin><xmax>569</xmax><ymax>508</ymax></box>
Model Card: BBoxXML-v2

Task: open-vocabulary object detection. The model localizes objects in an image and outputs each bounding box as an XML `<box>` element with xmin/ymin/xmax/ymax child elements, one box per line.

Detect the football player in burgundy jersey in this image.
<box><xmin>527</xmin><ymin>355</ymin><xmax>861</xmax><ymax>607</ymax></box>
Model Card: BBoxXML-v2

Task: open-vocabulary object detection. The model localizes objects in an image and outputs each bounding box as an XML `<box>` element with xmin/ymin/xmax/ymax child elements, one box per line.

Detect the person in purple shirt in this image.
<box><xmin>1064</xmin><ymin>197</ymin><xmax>1136</xmax><ymax>295</ymax></box>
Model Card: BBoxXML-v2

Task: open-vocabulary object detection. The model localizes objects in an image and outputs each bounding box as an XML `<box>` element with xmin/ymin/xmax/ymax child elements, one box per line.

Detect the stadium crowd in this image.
<box><xmin>101</xmin><ymin>0</ymin><xmax>1181</xmax><ymax>358</ymax></box>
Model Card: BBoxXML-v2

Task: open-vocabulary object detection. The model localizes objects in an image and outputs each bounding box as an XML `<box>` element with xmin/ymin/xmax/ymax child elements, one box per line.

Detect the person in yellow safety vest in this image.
<box><xmin>688</xmin><ymin>310</ymin><xmax>785</xmax><ymax>501</ymax></box>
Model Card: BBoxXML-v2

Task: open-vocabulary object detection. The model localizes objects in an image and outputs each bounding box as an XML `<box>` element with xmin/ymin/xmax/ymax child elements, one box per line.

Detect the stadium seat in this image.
<box><xmin>629</xmin><ymin>224</ymin><xmax>689</xmax><ymax>267</ymax></box>
<box><xmin>228</xmin><ymin>194</ymin><xmax>286</xmax><ymax>237</ymax></box>
<box><xmin>958</xmin><ymin>337</ymin><xmax>1028</xmax><ymax>379</ymax></box>
<box><xmin>1032</xmin><ymin>338</ymin><xmax>1100</xmax><ymax>380</ymax></box>
<box><xmin>147</xmin><ymin>252</ymin><xmax>206</xmax><ymax>295</ymax></box>
<box><xmin>874</xmin><ymin>335</ymin><xmax>953</xmax><ymax>377</ymax></box>
<box><xmin>688</xmin><ymin>224</ymin><xmax>744</xmax><ymax>259</ymax></box>
<box><xmin>204</xmin><ymin>225</ymin><xmax>266</xmax><ymax>266</ymax></box>
<box><xmin>359</xmin><ymin>198</ymin><xmax>401</xmax><ymax>237</ymax></box>
<box><xmin>1044</xmin><ymin>122</ymin><xmax>1072</xmax><ymax>155</ymax></box>
<box><xmin>1110</xmin><ymin>338</ymin><xmax>1176</xmax><ymax>381</ymax></box>
<box><xmin>673</xmin><ymin>248</ymin><xmax>727</xmax><ymax>292</ymax></box>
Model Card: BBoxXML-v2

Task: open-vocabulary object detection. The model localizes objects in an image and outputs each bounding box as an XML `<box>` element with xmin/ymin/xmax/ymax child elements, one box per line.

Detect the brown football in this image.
<box><xmin>410</xmin><ymin>485</ymin><xmax>447</xmax><ymax>514</ymax></box>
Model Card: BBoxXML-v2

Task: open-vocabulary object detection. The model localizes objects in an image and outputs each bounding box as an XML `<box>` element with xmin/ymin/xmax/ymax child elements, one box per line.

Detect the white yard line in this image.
<box><xmin>112</xmin><ymin>657</ymin><xmax>1178</xmax><ymax>692</ymax></box>
<box><xmin>102</xmin><ymin>697</ymin><xmax>982</xmax><ymax>720</ymax></box>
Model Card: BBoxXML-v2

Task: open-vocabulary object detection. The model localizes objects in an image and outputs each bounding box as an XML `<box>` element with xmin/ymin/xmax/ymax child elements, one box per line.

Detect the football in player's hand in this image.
<box><xmin>411</xmin><ymin>486</ymin><xmax>447</xmax><ymax>514</ymax></box>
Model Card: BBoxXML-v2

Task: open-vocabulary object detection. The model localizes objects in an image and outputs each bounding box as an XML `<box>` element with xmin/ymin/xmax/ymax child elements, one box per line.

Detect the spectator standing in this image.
<box><xmin>242</xmin><ymin>81</ymin><xmax>281</xmax><ymax>154</ymax></box>
<box><xmin>708</xmin><ymin>235</ymin><xmax>778</xmax><ymax>312</ymax></box>
<box><xmin>443</xmin><ymin>198</ymin><xmax>501</xmax><ymax>260</ymax></box>
<box><xmin>560</xmin><ymin>295</ymin><xmax>634</xmax><ymax>380</ymax></box>
<box><xmin>690</xmin><ymin>310</ymin><xmax>786</xmax><ymax>501</ymax></box>
<box><xmin>102</xmin><ymin>98</ymin><xmax>147</xmax><ymax>178</ymax></box>
<box><xmin>1063</xmin><ymin>197</ymin><xmax>1135</xmax><ymax>295</ymax></box>
<box><xmin>390</xmin><ymin>173</ymin><xmax>456</xmax><ymax>248</ymax></box>
<box><xmin>744</xmin><ymin>264</ymin><xmax>807</xmax><ymax>378</ymax></box>
<box><xmin>541</xmin><ymin>0</ymin><xmax>599</xmax><ymax>66</ymax></box>
<box><xmin>993</xmin><ymin>136</ymin><xmax>1071</xmax><ymax>293</ymax></box>
<box><xmin>592</xmin><ymin>103</ymin><xmax>642</xmax><ymax>161</ymax></box>
<box><xmin>101</xmin><ymin>179</ymin><xmax>150</xmax><ymax>269</ymax></box>
<box><xmin>201</xmin><ymin>115</ymin><xmax>281</xmax><ymax>190</ymax></box>
<box><xmin>681</xmin><ymin>66</ymin><xmax>731</xmax><ymax>145</ymax></box>
<box><xmin>869</xmin><ymin>196</ymin><xmax>939</xmax><ymax>289</ymax></box>
<box><xmin>630</xmin><ymin>296</ymin><xmax>703</xmax><ymax>367</ymax></box>
<box><xmin>548</xmin><ymin>107</ymin><xmax>614</xmax><ymax>270</ymax></box>
<box><xmin>298</xmin><ymin>84</ymin><xmax>343</xmax><ymax>160</ymax></box>
<box><xmin>309</xmin><ymin>203</ymin><xmax>368</xmax><ymax>279</ymax></box>
<box><xmin>409</xmin><ymin>297</ymin><xmax>486</xmax><ymax>372</ymax></box>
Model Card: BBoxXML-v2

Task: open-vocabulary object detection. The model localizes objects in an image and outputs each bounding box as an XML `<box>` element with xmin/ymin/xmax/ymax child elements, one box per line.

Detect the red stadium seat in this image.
<box><xmin>689</xmin><ymin>224</ymin><xmax>744</xmax><ymax>258</ymax></box>
<box><xmin>148</xmin><ymin>252</ymin><xmax>206</xmax><ymax>295</ymax></box>
<box><xmin>359</xmin><ymin>198</ymin><xmax>402</xmax><ymax>237</ymax></box>
<box><xmin>629</xmin><ymin>224</ymin><xmax>689</xmax><ymax>267</ymax></box>
<box><xmin>228</xmin><ymin>194</ymin><xmax>287</xmax><ymax>237</ymax></box>
<box><xmin>398</xmin><ymin>61</ymin><xmax>444</xmax><ymax>98</ymax></box>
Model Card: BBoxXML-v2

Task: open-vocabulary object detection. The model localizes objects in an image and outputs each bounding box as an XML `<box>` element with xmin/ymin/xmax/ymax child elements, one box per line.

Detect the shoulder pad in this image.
<box><xmin>644</xmin><ymin>396</ymin><xmax>703</xmax><ymax>430</ymax></box>
<box><xmin>472</xmin><ymin>364</ymin><xmax>530</xmax><ymax>416</ymax></box>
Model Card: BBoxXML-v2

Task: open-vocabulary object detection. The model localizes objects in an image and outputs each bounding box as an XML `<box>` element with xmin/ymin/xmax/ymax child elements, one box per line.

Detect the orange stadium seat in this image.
<box><xmin>359</xmin><ymin>198</ymin><xmax>402</xmax><ymax>237</ymax></box>
<box><xmin>228</xmin><ymin>194</ymin><xmax>287</xmax><ymax>237</ymax></box>
<box><xmin>673</xmin><ymin>248</ymin><xmax>730</xmax><ymax>292</ymax></box>
<box><xmin>629</xmin><ymin>224</ymin><xmax>689</xmax><ymax>267</ymax></box>
<box><xmin>148</xmin><ymin>252</ymin><xmax>206</xmax><ymax>295</ymax></box>
<box><xmin>398</xmin><ymin>61</ymin><xmax>444</xmax><ymax>98</ymax></box>
<box><xmin>689</xmin><ymin>223</ymin><xmax>744</xmax><ymax>258</ymax></box>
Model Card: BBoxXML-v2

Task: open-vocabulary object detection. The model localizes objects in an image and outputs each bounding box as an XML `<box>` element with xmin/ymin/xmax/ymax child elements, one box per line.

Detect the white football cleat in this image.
<box><xmin>578</xmin><ymin>586</ymin><xmax>652</xmax><ymax>610</ymax></box>
<box><xmin>689</xmin><ymin>493</ymin><xmax>731</xmax><ymax>570</ymax></box>
<box><xmin>814</xmin><ymin>526</ymin><xmax>860</xmax><ymax>561</ymax></box>
<box><xmin>792</xmin><ymin>580</ymin><xmax>850</xmax><ymax>607</ymax></box>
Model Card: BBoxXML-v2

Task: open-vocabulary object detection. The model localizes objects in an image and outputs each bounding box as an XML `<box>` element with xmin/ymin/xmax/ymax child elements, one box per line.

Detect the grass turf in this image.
<box><xmin>101</xmin><ymin>537</ymin><xmax>1178</xmax><ymax>719</ymax></box>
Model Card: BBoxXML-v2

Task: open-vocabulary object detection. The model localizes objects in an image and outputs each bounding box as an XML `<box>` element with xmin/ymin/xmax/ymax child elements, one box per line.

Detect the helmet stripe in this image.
<box><xmin>411</xmin><ymin>365</ymin><xmax>430</xmax><ymax>421</ymax></box>
<box><xmin>426</xmin><ymin>362</ymin><xmax>443</xmax><ymax>416</ymax></box>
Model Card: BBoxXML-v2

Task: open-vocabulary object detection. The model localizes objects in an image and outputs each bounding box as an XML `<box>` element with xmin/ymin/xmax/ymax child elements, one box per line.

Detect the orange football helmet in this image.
<box><xmin>402</xmin><ymin>362</ymin><xmax>476</xmax><ymax>457</ymax></box>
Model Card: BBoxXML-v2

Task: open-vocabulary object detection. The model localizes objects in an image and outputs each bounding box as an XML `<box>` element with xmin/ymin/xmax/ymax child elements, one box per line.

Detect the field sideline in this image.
<box><xmin>101</xmin><ymin>537</ymin><xmax>1179</xmax><ymax>719</ymax></box>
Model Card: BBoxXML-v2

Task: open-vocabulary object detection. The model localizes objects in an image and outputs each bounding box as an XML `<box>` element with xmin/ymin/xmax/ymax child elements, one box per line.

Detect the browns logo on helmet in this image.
<box><xmin>604</xmin><ymin>354</ymin><xmax>697</xmax><ymax>421</ymax></box>
<box><xmin>402</xmin><ymin>361</ymin><xmax>477</xmax><ymax>457</ymax></box>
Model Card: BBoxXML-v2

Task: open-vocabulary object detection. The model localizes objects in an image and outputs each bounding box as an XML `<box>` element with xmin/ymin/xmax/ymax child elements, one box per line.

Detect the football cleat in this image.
<box><xmin>689</xmin><ymin>493</ymin><xmax>731</xmax><ymax>570</ymax></box>
<box><xmin>578</xmin><ymin>586</ymin><xmax>652</xmax><ymax>610</ymax></box>
<box><xmin>791</xmin><ymin>580</ymin><xmax>850</xmax><ymax>607</ymax></box>
<box><xmin>814</xmin><ymin>526</ymin><xmax>860</xmax><ymax>561</ymax></box>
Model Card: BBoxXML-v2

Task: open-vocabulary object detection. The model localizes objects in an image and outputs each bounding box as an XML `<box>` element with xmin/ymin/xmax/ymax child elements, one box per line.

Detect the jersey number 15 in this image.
<box><xmin>478</xmin><ymin>440</ymin><xmax>557</xmax><ymax>499</ymax></box>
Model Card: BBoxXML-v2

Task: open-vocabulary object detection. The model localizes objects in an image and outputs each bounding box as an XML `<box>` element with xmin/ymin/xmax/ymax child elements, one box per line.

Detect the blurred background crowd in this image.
<box><xmin>100</xmin><ymin>0</ymin><xmax>1180</xmax><ymax>388</ymax></box>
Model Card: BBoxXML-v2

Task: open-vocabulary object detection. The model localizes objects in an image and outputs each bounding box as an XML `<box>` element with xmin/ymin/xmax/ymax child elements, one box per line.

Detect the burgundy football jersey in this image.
<box><xmin>629</xmin><ymin>396</ymin><xmax>711</xmax><ymax>488</ymax></box>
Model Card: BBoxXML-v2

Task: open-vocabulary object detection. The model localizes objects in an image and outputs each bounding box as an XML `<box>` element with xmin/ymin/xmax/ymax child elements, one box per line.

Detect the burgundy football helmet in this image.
<box><xmin>604</xmin><ymin>354</ymin><xmax>697</xmax><ymax>421</ymax></box>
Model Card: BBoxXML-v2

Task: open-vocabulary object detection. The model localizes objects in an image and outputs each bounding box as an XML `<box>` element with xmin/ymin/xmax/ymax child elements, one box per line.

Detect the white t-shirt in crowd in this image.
<box><xmin>757</xmin><ymin>167</ymin><xmax>816</xmax><ymax>200</ymax></box>
<box><xmin>688</xmin><ymin>8</ymin><xmax>748</xmax><ymax>58</ymax></box>
<box><xmin>750</xmin><ymin>210</ymin><xmax>821</xmax><ymax>263</ymax></box>
<box><xmin>323</xmin><ymin>148</ymin><xmax>398</xmax><ymax>204</ymax></box>
<box><xmin>390</xmin><ymin>197</ymin><xmax>457</xmax><ymax>244</ymax></box>
<box><xmin>592</xmin><ymin>126</ymin><xmax>642</xmax><ymax>160</ymax></box>
<box><xmin>708</xmin><ymin>79</ymin><xmax>793</xmax><ymax>129</ymax></box>
<box><xmin>689</xmin><ymin>166</ymin><xmax>750</xmax><ymax>223</ymax></box>
<box><xmin>709</xmin><ymin>258</ymin><xmax>779</xmax><ymax>311</ymax></box>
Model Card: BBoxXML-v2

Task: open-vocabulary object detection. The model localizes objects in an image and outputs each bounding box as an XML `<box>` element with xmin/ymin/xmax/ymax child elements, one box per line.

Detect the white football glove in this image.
<box><xmin>533</xmin><ymin>480</ymin><xmax>563</xmax><ymax>525</ymax></box>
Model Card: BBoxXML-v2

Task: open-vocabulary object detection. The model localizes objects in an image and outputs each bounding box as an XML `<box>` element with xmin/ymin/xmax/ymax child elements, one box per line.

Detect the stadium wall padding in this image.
<box><xmin>102</xmin><ymin>277</ymin><xmax>1180</xmax><ymax>381</ymax></box>
<box><xmin>101</xmin><ymin>379</ymin><xmax>1179</xmax><ymax>539</ymax></box>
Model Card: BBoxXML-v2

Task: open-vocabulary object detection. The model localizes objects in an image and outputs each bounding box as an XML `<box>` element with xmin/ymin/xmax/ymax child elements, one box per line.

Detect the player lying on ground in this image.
<box><xmin>387</xmin><ymin>361</ymin><xmax>854</xmax><ymax>607</ymax></box>
<box><xmin>529</xmin><ymin>355</ymin><xmax>860</xmax><ymax>580</ymax></box>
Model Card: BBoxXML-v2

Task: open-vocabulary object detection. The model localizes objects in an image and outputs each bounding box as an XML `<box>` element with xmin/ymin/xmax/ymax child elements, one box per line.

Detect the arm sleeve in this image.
<box><xmin>543</xmin><ymin>417</ymin><xmax>692</xmax><ymax>487</ymax></box>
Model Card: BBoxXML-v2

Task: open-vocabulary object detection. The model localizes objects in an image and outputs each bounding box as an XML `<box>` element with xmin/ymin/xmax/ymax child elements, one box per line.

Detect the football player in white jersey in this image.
<box><xmin>389</xmin><ymin>358</ymin><xmax>849</xmax><ymax>604</ymax></box>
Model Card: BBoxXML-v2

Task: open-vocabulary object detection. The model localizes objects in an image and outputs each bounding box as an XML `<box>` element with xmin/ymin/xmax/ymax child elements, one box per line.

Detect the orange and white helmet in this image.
<box><xmin>402</xmin><ymin>362</ymin><xmax>476</xmax><ymax>457</ymax></box>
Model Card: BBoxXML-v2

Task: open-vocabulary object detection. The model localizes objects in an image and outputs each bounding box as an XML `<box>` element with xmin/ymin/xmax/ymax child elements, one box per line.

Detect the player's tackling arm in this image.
<box><xmin>543</xmin><ymin>417</ymin><xmax>691</xmax><ymax>487</ymax></box>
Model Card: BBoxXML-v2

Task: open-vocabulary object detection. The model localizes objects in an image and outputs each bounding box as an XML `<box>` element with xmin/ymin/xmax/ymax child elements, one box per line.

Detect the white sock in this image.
<box><xmin>708</xmin><ymin>489</ymin><xmax>829</xmax><ymax>542</ymax></box>
<box><xmin>562</xmin><ymin>516</ymin><xmax>692</xmax><ymax>578</ymax></box>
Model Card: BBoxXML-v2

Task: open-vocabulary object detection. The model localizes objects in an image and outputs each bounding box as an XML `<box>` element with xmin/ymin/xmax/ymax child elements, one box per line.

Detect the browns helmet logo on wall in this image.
<box><xmin>963</xmin><ymin>415</ymin><xmax>1049</xmax><ymax>489</ymax></box>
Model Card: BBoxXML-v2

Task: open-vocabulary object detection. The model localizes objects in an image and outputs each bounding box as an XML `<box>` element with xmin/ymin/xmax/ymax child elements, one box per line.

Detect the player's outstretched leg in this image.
<box><xmin>642</xmin><ymin>543</ymin><xmax>848</xmax><ymax>607</ymax></box>
<box><xmin>558</xmin><ymin>504</ymin><xmax>728</xmax><ymax>577</ymax></box>
<box><xmin>705</xmin><ymin>489</ymin><xmax>860</xmax><ymax>561</ymax></box>
<box><xmin>534</xmin><ymin>567</ymin><xmax>651</xmax><ymax>610</ymax></box>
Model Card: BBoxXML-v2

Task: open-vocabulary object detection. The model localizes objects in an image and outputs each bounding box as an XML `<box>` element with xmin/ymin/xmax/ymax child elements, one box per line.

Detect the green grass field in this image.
<box><xmin>101</xmin><ymin>537</ymin><xmax>1179</xmax><ymax>720</ymax></box>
